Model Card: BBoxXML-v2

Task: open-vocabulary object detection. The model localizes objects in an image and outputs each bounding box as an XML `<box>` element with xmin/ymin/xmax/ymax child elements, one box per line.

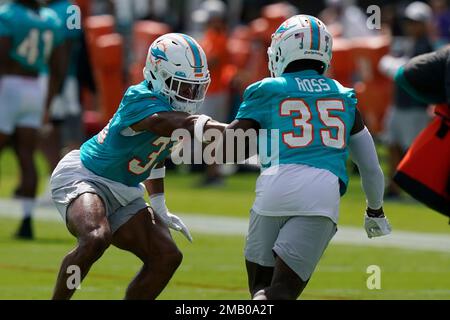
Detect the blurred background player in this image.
<box><xmin>393</xmin><ymin>45</ymin><xmax>450</xmax><ymax>218</ymax></box>
<box><xmin>39</xmin><ymin>0</ymin><xmax>84</xmax><ymax>203</ymax></box>
<box><xmin>319</xmin><ymin>0</ymin><xmax>376</xmax><ymax>38</ymax></box>
<box><xmin>197</xmin><ymin>14</ymin><xmax>391</xmax><ymax>300</ymax></box>
<box><xmin>0</xmin><ymin>0</ymin><xmax>67</xmax><ymax>239</ymax></box>
<box><xmin>379</xmin><ymin>1</ymin><xmax>434</xmax><ymax>200</ymax></box>
<box><xmin>430</xmin><ymin>0</ymin><xmax>450</xmax><ymax>47</ymax></box>
<box><xmin>49</xmin><ymin>33</ymin><xmax>226</xmax><ymax>299</ymax></box>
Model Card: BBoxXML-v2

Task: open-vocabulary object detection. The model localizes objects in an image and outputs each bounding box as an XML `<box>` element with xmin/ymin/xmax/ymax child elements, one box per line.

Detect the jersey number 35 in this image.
<box><xmin>280</xmin><ymin>98</ymin><xmax>346</xmax><ymax>149</ymax></box>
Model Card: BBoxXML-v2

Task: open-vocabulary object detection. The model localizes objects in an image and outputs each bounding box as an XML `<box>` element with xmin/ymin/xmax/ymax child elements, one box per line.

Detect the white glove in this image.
<box><xmin>364</xmin><ymin>213</ymin><xmax>392</xmax><ymax>238</ymax></box>
<box><xmin>150</xmin><ymin>194</ymin><xmax>193</xmax><ymax>242</ymax></box>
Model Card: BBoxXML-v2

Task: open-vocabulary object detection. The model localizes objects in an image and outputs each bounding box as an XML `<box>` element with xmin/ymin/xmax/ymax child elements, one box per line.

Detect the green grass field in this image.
<box><xmin>0</xmin><ymin>149</ymin><xmax>449</xmax><ymax>300</ymax></box>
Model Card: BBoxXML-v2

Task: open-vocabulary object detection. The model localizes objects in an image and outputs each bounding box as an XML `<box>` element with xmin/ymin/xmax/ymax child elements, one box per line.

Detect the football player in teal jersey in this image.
<box><xmin>40</xmin><ymin>0</ymin><xmax>83</xmax><ymax>172</ymax></box>
<box><xmin>49</xmin><ymin>33</ymin><xmax>225</xmax><ymax>299</ymax></box>
<box><xmin>0</xmin><ymin>0</ymin><xmax>67</xmax><ymax>239</ymax></box>
<box><xmin>197</xmin><ymin>15</ymin><xmax>392</xmax><ymax>300</ymax></box>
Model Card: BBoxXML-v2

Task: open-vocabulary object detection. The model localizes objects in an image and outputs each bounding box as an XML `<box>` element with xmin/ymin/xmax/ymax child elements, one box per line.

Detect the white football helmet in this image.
<box><xmin>143</xmin><ymin>33</ymin><xmax>211</xmax><ymax>114</ymax></box>
<box><xmin>268</xmin><ymin>15</ymin><xmax>333</xmax><ymax>77</ymax></box>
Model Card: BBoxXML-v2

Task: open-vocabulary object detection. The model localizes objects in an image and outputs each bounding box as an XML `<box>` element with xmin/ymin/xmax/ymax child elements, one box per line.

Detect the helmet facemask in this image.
<box><xmin>162</xmin><ymin>75</ymin><xmax>210</xmax><ymax>114</ymax></box>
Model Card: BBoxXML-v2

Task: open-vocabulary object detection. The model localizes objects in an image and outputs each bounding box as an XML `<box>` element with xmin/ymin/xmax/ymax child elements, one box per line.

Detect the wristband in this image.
<box><xmin>194</xmin><ymin>114</ymin><xmax>212</xmax><ymax>143</ymax></box>
<box><xmin>149</xmin><ymin>193</ymin><xmax>166</xmax><ymax>215</ymax></box>
<box><xmin>147</xmin><ymin>166</ymin><xmax>166</xmax><ymax>180</ymax></box>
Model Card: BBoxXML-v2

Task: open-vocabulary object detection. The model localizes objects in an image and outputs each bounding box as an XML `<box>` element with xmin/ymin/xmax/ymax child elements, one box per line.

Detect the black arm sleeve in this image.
<box><xmin>403</xmin><ymin>46</ymin><xmax>450</xmax><ymax>104</ymax></box>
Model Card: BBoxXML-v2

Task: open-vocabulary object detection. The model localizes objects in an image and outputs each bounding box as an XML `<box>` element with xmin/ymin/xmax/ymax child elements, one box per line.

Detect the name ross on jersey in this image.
<box><xmin>295</xmin><ymin>77</ymin><xmax>331</xmax><ymax>93</ymax></box>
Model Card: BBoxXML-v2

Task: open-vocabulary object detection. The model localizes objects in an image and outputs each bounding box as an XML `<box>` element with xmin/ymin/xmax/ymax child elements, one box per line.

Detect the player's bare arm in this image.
<box><xmin>190</xmin><ymin>116</ymin><xmax>260</xmax><ymax>163</ymax></box>
<box><xmin>350</xmin><ymin>108</ymin><xmax>365</xmax><ymax>135</ymax></box>
<box><xmin>143</xmin><ymin>162</ymin><xmax>193</xmax><ymax>242</ymax></box>
<box><xmin>0</xmin><ymin>37</ymin><xmax>11</xmax><ymax>75</ymax></box>
<box><xmin>0</xmin><ymin>37</ymin><xmax>11</xmax><ymax>149</ymax></box>
<box><xmin>219</xmin><ymin>118</ymin><xmax>260</xmax><ymax>163</ymax></box>
<box><xmin>144</xmin><ymin>162</ymin><xmax>165</xmax><ymax>195</ymax></box>
<box><xmin>227</xmin><ymin>118</ymin><xmax>260</xmax><ymax>157</ymax></box>
<box><xmin>131</xmin><ymin>111</ymin><xmax>227</xmax><ymax>138</ymax></box>
<box><xmin>43</xmin><ymin>42</ymin><xmax>71</xmax><ymax>124</ymax></box>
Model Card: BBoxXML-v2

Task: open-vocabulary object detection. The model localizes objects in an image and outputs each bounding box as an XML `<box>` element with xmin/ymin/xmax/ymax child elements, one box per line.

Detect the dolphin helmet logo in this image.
<box><xmin>275</xmin><ymin>21</ymin><xmax>295</xmax><ymax>34</ymax></box>
<box><xmin>151</xmin><ymin>46</ymin><xmax>168</xmax><ymax>62</ymax></box>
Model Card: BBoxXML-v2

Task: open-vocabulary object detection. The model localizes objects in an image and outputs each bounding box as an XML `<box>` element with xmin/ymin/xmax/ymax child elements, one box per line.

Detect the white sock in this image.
<box><xmin>22</xmin><ymin>198</ymin><xmax>36</xmax><ymax>219</ymax></box>
<box><xmin>252</xmin><ymin>289</ymin><xmax>268</xmax><ymax>300</ymax></box>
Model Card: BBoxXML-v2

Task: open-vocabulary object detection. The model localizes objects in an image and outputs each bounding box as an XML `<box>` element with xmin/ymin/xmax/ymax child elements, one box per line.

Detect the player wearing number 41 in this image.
<box><xmin>196</xmin><ymin>15</ymin><xmax>393</xmax><ymax>300</ymax></box>
<box><xmin>49</xmin><ymin>33</ymin><xmax>226</xmax><ymax>299</ymax></box>
<box><xmin>0</xmin><ymin>0</ymin><xmax>68</xmax><ymax>239</ymax></box>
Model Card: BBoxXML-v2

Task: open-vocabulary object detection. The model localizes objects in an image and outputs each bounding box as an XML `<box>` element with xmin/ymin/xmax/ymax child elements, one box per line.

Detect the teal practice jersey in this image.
<box><xmin>48</xmin><ymin>0</ymin><xmax>82</xmax><ymax>76</ymax></box>
<box><xmin>0</xmin><ymin>2</ymin><xmax>64</xmax><ymax>72</ymax></box>
<box><xmin>47</xmin><ymin>0</ymin><xmax>80</xmax><ymax>40</ymax></box>
<box><xmin>81</xmin><ymin>81</ymin><xmax>174</xmax><ymax>187</ymax></box>
<box><xmin>236</xmin><ymin>70</ymin><xmax>357</xmax><ymax>195</ymax></box>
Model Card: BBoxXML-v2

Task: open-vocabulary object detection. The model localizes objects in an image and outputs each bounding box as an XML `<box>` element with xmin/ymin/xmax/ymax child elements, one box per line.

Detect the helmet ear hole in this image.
<box><xmin>276</xmin><ymin>48</ymin><xmax>282</xmax><ymax>62</ymax></box>
<box><xmin>150</xmin><ymin>71</ymin><xmax>157</xmax><ymax>81</ymax></box>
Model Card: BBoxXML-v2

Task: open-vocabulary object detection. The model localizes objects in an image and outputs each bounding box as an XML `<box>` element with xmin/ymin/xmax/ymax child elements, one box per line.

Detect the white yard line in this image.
<box><xmin>1</xmin><ymin>199</ymin><xmax>449</xmax><ymax>253</ymax></box>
